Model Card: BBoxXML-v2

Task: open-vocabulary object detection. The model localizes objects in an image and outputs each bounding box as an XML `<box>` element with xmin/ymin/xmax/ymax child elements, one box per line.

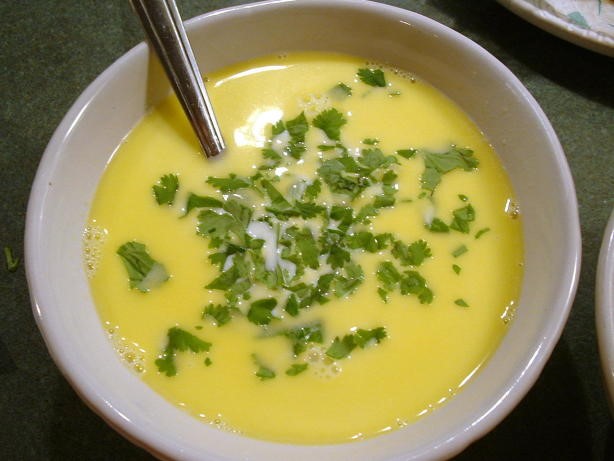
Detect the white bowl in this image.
<box><xmin>597</xmin><ymin>209</ymin><xmax>614</xmax><ymax>415</ymax></box>
<box><xmin>25</xmin><ymin>1</ymin><xmax>581</xmax><ymax>459</ymax></box>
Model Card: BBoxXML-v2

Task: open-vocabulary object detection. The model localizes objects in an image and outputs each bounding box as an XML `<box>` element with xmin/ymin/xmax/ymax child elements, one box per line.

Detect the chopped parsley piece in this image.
<box><xmin>452</xmin><ymin>264</ymin><xmax>462</xmax><ymax>274</ymax></box>
<box><xmin>247</xmin><ymin>298</ymin><xmax>278</xmax><ymax>325</ymax></box>
<box><xmin>116</xmin><ymin>241</ymin><xmax>169</xmax><ymax>292</ymax></box>
<box><xmin>283</xmin><ymin>323</ymin><xmax>323</xmax><ymax>356</ymax></box>
<box><xmin>377</xmin><ymin>261</ymin><xmax>433</xmax><ymax>304</ymax></box>
<box><xmin>326</xmin><ymin>327</ymin><xmax>387</xmax><ymax>360</ymax></box>
<box><xmin>455</xmin><ymin>298</ymin><xmax>469</xmax><ymax>307</ymax></box>
<box><xmin>153</xmin><ymin>173</ymin><xmax>179</xmax><ymax>205</ymax></box>
<box><xmin>331</xmin><ymin>82</ymin><xmax>352</xmax><ymax>98</ymax></box>
<box><xmin>450</xmin><ymin>204</ymin><xmax>475</xmax><ymax>234</ymax></box>
<box><xmin>391</xmin><ymin>239</ymin><xmax>431</xmax><ymax>267</ymax></box>
<box><xmin>204</xmin><ymin>357</ymin><xmax>213</xmax><ymax>367</ymax></box>
<box><xmin>357</xmin><ymin>68</ymin><xmax>386</xmax><ymax>87</ymax></box>
<box><xmin>155</xmin><ymin>327</ymin><xmax>211</xmax><ymax>377</ymax></box>
<box><xmin>203</xmin><ymin>303</ymin><xmax>234</xmax><ymax>326</ymax></box>
<box><xmin>4</xmin><ymin>246</ymin><xmax>19</xmax><ymax>272</ymax></box>
<box><xmin>206</xmin><ymin>174</ymin><xmax>252</xmax><ymax>192</ymax></box>
<box><xmin>362</xmin><ymin>138</ymin><xmax>379</xmax><ymax>145</ymax></box>
<box><xmin>475</xmin><ymin>227</ymin><xmax>491</xmax><ymax>239</ymax></box>
<box><xmin>396</xmin><ymin>148</ymin><xmax>417</xmax><ymax>159</ymax></box>
<box><xmin>452</xmin><ymin>244</ymin><xmax>468</xmax><ymax>258</ymax></box>
<box><xmin>286</xmin><ymin>363</ymin><xmax>309</xmax><ymax>376</ymax></box>
<box><xmin>252</xmin><ymin>354</ymin><xmax>276</xmax><ymax>380</ymax></box>
<box><xmin>427</xmin><ymin>218</ymin><xmax>450</xmax><ymax>233</ymax></box>
<box><xmin>313</xmin><ymin>108</ymin><xmax>347</xmax><ymax>141</ymax></box>
<box><xmin>421</xmin><ymin>146</ymin><xmax>479</xmax><ymax>194</ymax></box>
<box><xmin>184</xmin><ymin>193</ymin><xmax>223</xmax><ymax>216</ymax></box>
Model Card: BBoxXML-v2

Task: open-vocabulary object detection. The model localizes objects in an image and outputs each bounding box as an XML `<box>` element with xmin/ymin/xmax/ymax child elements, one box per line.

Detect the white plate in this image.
<box><xmin>597</xmin><ymin>209</ymin><xmax>614</xmax><ymax>415</ymax></box>
<box><xmin>497</xmin><ymin>0</ymin><xmax>614</xmax><ymax>57</ymax></box>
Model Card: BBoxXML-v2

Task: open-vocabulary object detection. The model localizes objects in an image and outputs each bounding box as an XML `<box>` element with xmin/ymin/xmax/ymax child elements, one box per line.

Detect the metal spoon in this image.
<box><xmin>130</xmin><ymin>0</ymin><xmax>225</xmax><ymax>158</ymax></box>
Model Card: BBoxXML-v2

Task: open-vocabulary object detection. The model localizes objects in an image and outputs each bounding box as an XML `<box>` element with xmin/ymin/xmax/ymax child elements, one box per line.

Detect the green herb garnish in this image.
<box><xmin>153</xmin><ymin>173</ymin><xmax>179</xmax><ymax>205</ymax></box>
<box><xmin>155</xmin><ymin>327</ymin><xmax>211</xmax><ymax>377</ymax></box>
<box><xmin>357</xmin><ymin>68</ymin><xmax>386</xmax><ymax>87</ymax></box>
<box><xmin>116</xmin><ymin>241</ymin><xmax>169</xmax><ymax>292</ymax></box>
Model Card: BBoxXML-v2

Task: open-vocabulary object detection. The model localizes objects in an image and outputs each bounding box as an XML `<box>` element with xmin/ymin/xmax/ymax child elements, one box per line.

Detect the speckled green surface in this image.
<box><xmin>1</xmin><ymin>1</ymin><xmax>612</xmax><ymax>459</ymax></box>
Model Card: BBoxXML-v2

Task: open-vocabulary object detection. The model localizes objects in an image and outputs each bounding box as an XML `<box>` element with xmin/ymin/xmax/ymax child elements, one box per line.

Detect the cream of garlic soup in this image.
<box><xmin>84</xmin><ymin>53</ymin><xmax>523</xmax><ymax>444</ymax></box>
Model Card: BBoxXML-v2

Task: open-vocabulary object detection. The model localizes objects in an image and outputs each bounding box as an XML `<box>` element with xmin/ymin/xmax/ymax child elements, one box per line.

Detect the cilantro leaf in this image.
<box><xmin>313</xmin><ymin>108</ymin><xmax>347</xmax><ymax>141</ymax></box>
<box><xmin>391</xmin><ymin>239</ymin><xmax>432</xmax><ymax>267</ymax></box>
<box><xmin>203</xmin><ymin>303</ymin><xmax>234</xmax><ymax>326</ymax></box>
<box><xmin>283</xmin><ymin>323</ymin><xmax>323</xmax><ymax>356</ymax></box>
<box><xmin>303</xmin><ymin>179</ymin><xmax>322</xmax><ymax>201</ymax></box>
<box><xmin>184</xmin><ymin>193</ymin><xmax>222</xmax><ymax>216</ymax></box>
<box><xmin>326</xmin><ymin>327</ymin><xmax>387</xmax><ymax>360</ymax></box>
<box><xmin>376</xmin><ymin>261</ymin><xmax>402</xmax><ymax>291</ymax></box>
<box><xmin>353</xmin><ymin>327</ymin><xmax>387</xmax><ymax>348</ymax></box>
<box><xmin>252</xmin><ymin>355</ymin><xmax>276</xmax><ymax>380</ymax></box>
<box><xmin>421</xmin><ymin>146</ymin><xmax>479</xmax><ymax>194</ymax></box>
<box><xmin>396</xmin><ymin>148</ymin><xmax>417</xmax><ymax>159</ymax></box>
<box><xmin>333</xmin><ymin>262</ymin><xmax>364</xmax><ymax>298</ymax></box>
<box><xmin>330</xmin><ymin>82</ymin><xmax>352</xmax><ymax>98</ymax></box>
<box><xmin>153</xmin><ymin>173</ymin><xmax>179</xmax><ymax>205</ymax></box>
<box><xmin>426</xmin><ymin>217</ymin><xmax>450</xmax><ymax>233</ymax></box>
<box><xmin>286</xmin><ymin>363</ymin><xmax>309</xmax><ymax>376</ymax></box>
<box><xmin>206</xmin><ymin>174</ymin><xmax>252</xmax><ymax>192</ymax></box>
<box><xmin>286</xmin><ymin>112</ymin><xmax>309</xmax><ymax>141</ymax></box>
<box><xmin>357</xmin><ymin>68</ymin><xmax>386</xmax><ymax>87</ymax></box>
<box><xmin>247</xmin><ymin>298</ymin><xmax>278</xmax><ymax>325</ymax></box>
<box><xmin>116</xmin><ymin>241</ymin><xmax>169</xmax><ymax>292</ymax></box>
<box><xmin>475</xmin><ymin>227</ymin><xmax>491</xmax><ymax>239</ymax></box>
<box><xmin>452</xmin><ymin>244</ymin><xmax>468</xmax><ymax>258</ymax></box>
<box><xmin>326</xmin><ymin>334</ymin><xmax>356</xmax><ymax>359</ymax></box>
<box><xmin>450</xmin><ymin>204</ymin><xmax>475</xmax><ymax>234</ymax></box>
<box><xmin>399</xmin><ymin>270</ymin><xmax>433</xmax><ymax>304</ymax></box>
<box><xmin>155</xmin><ymin>327</ymin><xmax>211</xmax><ymax>377</ymax></box>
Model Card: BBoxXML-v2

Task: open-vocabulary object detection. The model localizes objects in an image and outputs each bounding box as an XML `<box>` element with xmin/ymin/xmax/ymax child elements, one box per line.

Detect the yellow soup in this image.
<box><xmin>84</xmin><ymin>52</ymin><xmax>523</xmax><ymax>444</ymax></box>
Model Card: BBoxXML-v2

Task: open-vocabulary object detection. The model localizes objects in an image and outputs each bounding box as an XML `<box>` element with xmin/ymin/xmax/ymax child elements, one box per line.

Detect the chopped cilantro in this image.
<box><xmin>286</xmin><ymin>363</ymin><xmax>309</xmax><ymax>376</ymax></box>
<box><xmin>283</xmin><ymin>323</ymin><xmax>323</xmax><ymax>356</ymax></box>
<box><xmin>313</xmin><ymin>108</ymin><xmax>347</xmax><ymax>141</ymax></box>
<box><xmin>377</xmin><ymin>261</ymin><xmax>402</xmax><ymax>291</ymax></box>
<box><xmin>421</xmin><ymin>146</ymin><xmax>479</xmax><ymax>194</ymax></box>
<box><xmin>116</xmin><ymin>241</ymin><xmax>169</xmax><ymax>292</ymax></box>
<box><xmin>357</xmin><ymin>68</ymin><xmax>386</xmax><ymax>87</ymax></box>
<box><xmin>331</xmin><ymin>82</ymin><xmax>352</xmax><ymax>98</ymax></box>
<box><xmin>396</xmin><ymin>148</ymin><xmax>417</xmax><ymax>159</ymax></box>
<box><xmin>203</xmin><ymin>303</ymin><xmax>233</xmax><ymax>326</ymax></box>
<box><xmin>326</xmin><ymin>327</ymin><xmax>387</xmax><ymax>359</ymax></box>
<box><xmin>155</xmin><ymin>327</ymin><xmax>211</xmax><ymax>377</ymax></box>
<box><xmin>204</xmin><ymin>357</ymin><xmax>213</xmax><ymax>367</ymax></box>
<box><xmin>455</xmin><ymin>298</ymin><xmax>469</xmax><ymax>307</ymax></box>
<box><xmin>391</xmin><ymin>239</ymin><xmax>432</xmax><ymax>267</ymax></box>
<box><xmin>184</xmin><ymin>193</ymin><xmax>222</xmax><ymax>215</ymax></box>
<box><xmin>452</xmin><ymin>264</ymin><xmax>462</xmax><ymax>274</ymax></box>
<box><xmin>247</xmin><ymin>298</ymin><xmax>278</xmax><ymax>325</ymax></box>
<box><xmin>450</xmin><ymin>204</ymin><xmax>475</xmax><ymax>234</ymax></box>
<box><xmin>427</xmin><ymin>218</ymin><xmax>450</xmax><ymax>233</ymax></box>
<box><xmin>362</xmin><ymin>138</ymin><xmax>379</xmax><ymax>145</ymax></box>
<box><xmin>475</xmin><ymin>227</ymin><xmax>491</xmax><ymax>239</ymax></box>
<box><xmin>452</xmin><ymin>244</ymin><xmax>468</xmax><ymax>258</ymax></box>
<box><xmin>153</xmin><ymin>173</ymin><xmax>179</xmax><ymax>205</ymax></box>
<box><xmin>252</xmin><ymin>355</ymin><xmax>276</xmax><ymax>380</ymax></box>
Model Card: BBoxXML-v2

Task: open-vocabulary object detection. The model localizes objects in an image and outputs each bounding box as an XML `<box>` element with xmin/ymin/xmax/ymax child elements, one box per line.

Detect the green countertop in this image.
<box><xmin>1</xmin><ymin>1</ymin><xmax>612</xmax><ymax>459</ymax></box>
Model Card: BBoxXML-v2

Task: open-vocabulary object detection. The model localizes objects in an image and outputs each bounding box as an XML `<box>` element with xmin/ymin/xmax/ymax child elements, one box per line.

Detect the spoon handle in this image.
<box><xmin>130</xmin><ymin>0</ymin><xmax>225</xmax><ymax>158</ymax></box>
